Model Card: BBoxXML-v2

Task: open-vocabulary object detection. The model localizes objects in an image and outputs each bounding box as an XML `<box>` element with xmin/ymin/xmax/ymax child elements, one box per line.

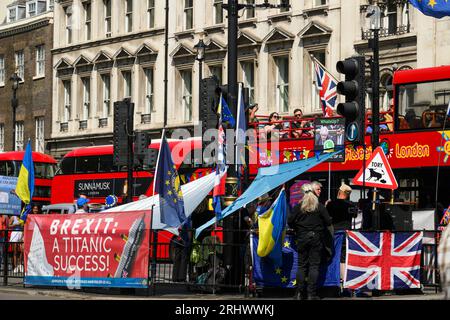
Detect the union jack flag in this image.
<box><xmin>314</xmin><ymin>60</ymin><xmax>338</xmax><ymax>117</ymax></box>
<box><xmin>344</xmin><ymin>231</ymin><xmax>423</xmax><ymax>291</ymax></box>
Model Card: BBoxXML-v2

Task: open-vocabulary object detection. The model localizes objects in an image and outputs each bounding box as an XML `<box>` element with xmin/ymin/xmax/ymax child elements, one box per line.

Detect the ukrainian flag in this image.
<box><xmin>257</xmin><ymin>189</ymin><xmax>287</xmax><ymax>267</ymax></box>
<box><xmin>15</xmin><ymin>141</ymin><xmax>35</xmax><ymax>223</ymax></box>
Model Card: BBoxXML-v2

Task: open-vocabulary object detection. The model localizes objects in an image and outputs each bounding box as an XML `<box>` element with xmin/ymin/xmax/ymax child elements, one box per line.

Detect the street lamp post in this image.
<box><xmin>194</xmin><ymin>38</ymin><xmax>207</xmax><ymax>115</ymax></box>
<box><xmin>10</xmin><ymin>73</ymin><xmax>21</xmax><ymax>151</ymax></box>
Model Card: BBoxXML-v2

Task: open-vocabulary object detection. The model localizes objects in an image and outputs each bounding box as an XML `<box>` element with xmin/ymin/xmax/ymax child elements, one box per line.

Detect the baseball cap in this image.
<box><xmin>339</xmin><ymin>184</ymin><xmax>352</xmax><ymax>194</ymax></box>
<box><xmin>77</xmin><ymin>197</ymin><xmax>90</xmax><ymax>207</ymax></box>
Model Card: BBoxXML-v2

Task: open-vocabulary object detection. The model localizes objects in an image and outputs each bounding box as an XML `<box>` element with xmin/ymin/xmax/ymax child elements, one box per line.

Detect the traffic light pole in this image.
<box><xmin>126</xmin><ymin>99</ymin><xmax>135</xmax><ymax>204</ymax></box>
<box><xmin>370</xmin><ymin>28</ymin><xmax>381</xmax><ymax>230</ymax></box>
<box><xmin>223</xmin><ymin>0</ymin><xmax>239</xmax><ymax>286</ymax></box>
<box><xmin>371</xmin><ymin>29</ymin><xmax>380</xmax><ymax>150</ymax></box>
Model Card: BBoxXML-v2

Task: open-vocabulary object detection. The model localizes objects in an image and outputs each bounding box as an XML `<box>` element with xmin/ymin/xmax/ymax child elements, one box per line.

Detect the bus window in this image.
<box><xmin>0</xmin><ymin>161</ymin><xmax>15</xmax><ymax>176</ymax></box>
<box><xmin>35</xmin><ymin>163</ymin><xmax>56</xmax><ymax>179</ymax></box>
<box><xmin>59</xmin><ymin>157</ymin><xmax>75</xmax><ymax>175</ymax></box>
<box><xmin>76</xmin><ymin>156</ymin><xmax>99</xmax><ymax>174</ymax></box>
<box><xmin>99</xmin><ymin>155</ymin><xmax>115</xmax><ymax>173</ymax></box>
<box><xmin>397</xmin><ymin>79</ymin><xmax>450</xmax><ymax>130</ymax></box>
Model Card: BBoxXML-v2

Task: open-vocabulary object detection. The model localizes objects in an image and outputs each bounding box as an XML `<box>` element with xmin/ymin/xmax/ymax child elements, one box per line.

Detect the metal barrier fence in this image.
<box><xmin>0</xmin><ymin>227</ymin><xmax>442</xmax><ymax>295</ymax></box>
<box><xmin>148</xmin><ymin>229</ymin><xmax>249</xmax><ymax>295</ymax></box>
<box><xmin>0</xmin><ymin>228</ymin><xmax>25</xmax><ymax>286</ymax></box>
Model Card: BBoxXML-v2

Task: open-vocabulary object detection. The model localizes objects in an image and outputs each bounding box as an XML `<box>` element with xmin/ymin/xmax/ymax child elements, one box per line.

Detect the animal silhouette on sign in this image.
<box><xmin>367</xmin><ymin>168</ymin><xmax>387</xmax><ymax>184</ymax></box>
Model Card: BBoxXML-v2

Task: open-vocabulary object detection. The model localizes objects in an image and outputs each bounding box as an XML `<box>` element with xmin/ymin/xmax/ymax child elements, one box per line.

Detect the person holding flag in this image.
<box><xmin>288</xmin><ymin>183</ymin><xmax>332</xmax><ymax>300</ymax></box>
<box><xmin>15</xmin><ymin>140</ymin><xmax>35</xmax><ymax>225</ymax></box>
<box><xmin>10</xmin><ymin>140</ymin><xmax>35</xmax><ymax>273</ymax></box>
<box><xmin>154</xmin><ymin>131</ymin><xmax>186</xmax><ymax>228</ymax></box>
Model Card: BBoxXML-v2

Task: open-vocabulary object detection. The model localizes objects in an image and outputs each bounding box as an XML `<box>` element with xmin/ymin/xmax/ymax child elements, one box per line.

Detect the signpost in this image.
<box><xmin>352</xmin><ymin>146</ymin><xmax>398</xmax><ymax>190</ymax></box>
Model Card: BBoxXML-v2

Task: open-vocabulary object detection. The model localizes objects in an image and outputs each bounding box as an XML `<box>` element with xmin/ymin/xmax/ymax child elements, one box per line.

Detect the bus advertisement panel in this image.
<box><xmin>250</xmin><ymin>130</ymin><xmax>450</xmax><ymax>174</ymax></box>
<box><xmin>0</xmin><ymin>175</ymin><xmax>21</xmax><ymax>215</ymax></box>
<box><xmin>24</xmin><ymin>211</ymin><xmax>150</xmax><ymax>288</ymax></box>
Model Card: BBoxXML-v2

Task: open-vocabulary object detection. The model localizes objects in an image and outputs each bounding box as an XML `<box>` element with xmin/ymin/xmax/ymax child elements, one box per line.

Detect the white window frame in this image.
<box><xmin>241</xmin><ymin>61</ymin><xmax>255</xmax><ymax>105</ymax></box>
<box><xmin>0</xmin><ymin>56</ymin><xmax>5</xmax><ymax>86</ymax></box>
<box><xmin>245</xmin><ymin>0</ymin><xmax>255</xmax><ymax>19</ymax></box>
<box><xmin>35</xmin><ymin>117</ymin><xmax>45</xmax><ymax>153</ymax></box>
<box><xmin>214</xmin><ymin>0</ymin><xmax>223</xmax><ymax>24</ymax></box>
<box><xmin>104</xmin><ymin>0</ymin><xmax>112</xmax><ymax>38</ymax></box>
<box><xmin>9</xmin><ymin>8</ymin><xmax>17</xmax><ymax>22</ymax></box>
<box><xmin>184</xmin><ymin>0</ymin><xmax>193</xmax><ymax>30</ymax></box>
<box><xmin>125</xmin><ymin>0</ymin><xmax>133</xmax><ymax>33</ymax></box>
<box><xmin>82</xmin><ymin>77</ymin><xmax>90</xmax><ymax>120</ymax></box>
<box><xmin>275</xmin><ymin>56</ymin><xmax>289</xmax><ymax>113</ymax></box>
<box><xmin>65</xmin><ymin>6</ymin><xmax>72</xmax><ymax>44</ymax></box>
<box><xmin>310</xmin><ymin>51</ymin><xmax>326</xmax><ymax>112</ymax></box>
<box><xmin>144</xmin><ymin>68</ymin><xmax>154</xmax><ymax>114</ymax></box>
<box><xmin>280</xmin><ymin>0</ymin><xmax>290</xmax><ymax>12</ymax></box>
<box><xmin>36</xmin><ymin>45</ymin><xmax>45</xmax><ymax>77</ymax></box>
<box><xmin>48</xmin><ymin>0</ymin><xmax>54</xmax><ymax>11</ymax></box>
<box><xmin>84</xmin><ymin>1</ymin><xmax>92</xmax><ymax>41</ymax></box>
<box><xmin>28</xmin><ymin>1</ymin><xmax>36</xmax><ymax>16</ymax></box>
<box><xmin>209</xmin><ymin>65</ymin><xmax>223</xmax><ymax>85</ymax></box>
<box><xmin>315</xmin><ymin>0</ymin><xmax>327</xmax><ymax>7</ymax></box>
<box><xmin>148</xmin><ymin>0</ymin><xmax>155</xmax><ymax>28</ymax></box>
<box><xmin>63</xmin><ymin>80</ymin><xmax>71</xmax><ymax>122</ymax></box>
<box><xmin>181</xmin><ymin>70</ymin><xmax>192</xmax><ymax>122</ymax></box>
<box><xmin>101</xmin><ymin>74</ymin><xmax>111</xmax><ymax>118</ymax></box>
<box><xmin>122</xmin><ymin>70</ymin><xmax>132</xmax><ymax>99</ymax></box>
<box><xmin>15</xmin><ymin>122</ymin><xmax>24</xmax><ymax>151</ymax></box>
<box><xmin>0</xmin><ymin>124</ymin><xmax>4</xmax><ymax>152</ymax></box>
<box><xmin>15</xmin><ymin>51</ymin><xmax>25</xmax><ymax>82</ymax></box>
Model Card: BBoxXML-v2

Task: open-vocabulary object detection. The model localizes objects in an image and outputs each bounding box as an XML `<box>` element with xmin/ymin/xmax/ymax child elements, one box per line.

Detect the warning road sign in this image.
<box><xmin>352</xmin><ymin>146</ymin><xmax>398</xmax><ymax>189</ymax></box>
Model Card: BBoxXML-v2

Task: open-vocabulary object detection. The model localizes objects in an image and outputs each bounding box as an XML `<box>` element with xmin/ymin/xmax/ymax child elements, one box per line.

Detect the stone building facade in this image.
<box><xmin>0</xmin><ymin>0</ymin><xmax>54</xmax><ymax>153</ymax></box>
<box><xmin>48</xmin><ymin>0</ymin><xmax>450</xmax><ymax>158</ymax></box>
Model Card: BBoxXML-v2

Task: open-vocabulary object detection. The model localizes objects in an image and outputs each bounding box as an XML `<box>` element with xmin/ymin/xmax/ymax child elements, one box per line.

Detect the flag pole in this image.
<box><xmin>310</xmin><ymin>54</ymin><xmax>339</xmax><ymax>83</ymax></box>
<box><xmin>148</xmin><ymin>128</ymin><xmax>165</xmax><ymax>295</ymax></box>
<box><xmin>435</xmin><ymin>104</ymin><xmax>449</xmax><ymax>214</ymax></box>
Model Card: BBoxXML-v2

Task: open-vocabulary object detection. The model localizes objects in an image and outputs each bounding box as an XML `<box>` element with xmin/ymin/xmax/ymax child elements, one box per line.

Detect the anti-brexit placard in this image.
<box><xmin>23</xmin><ymin>211</ymin><xmax>151</xmax><ymax>288</ymax></box>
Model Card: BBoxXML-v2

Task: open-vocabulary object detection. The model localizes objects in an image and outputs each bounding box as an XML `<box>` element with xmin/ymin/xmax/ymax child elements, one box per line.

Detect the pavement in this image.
<box><xmin>0</xmin><ymin>284</ymin><xmax>445</xmax><ymax>300</ymax></box>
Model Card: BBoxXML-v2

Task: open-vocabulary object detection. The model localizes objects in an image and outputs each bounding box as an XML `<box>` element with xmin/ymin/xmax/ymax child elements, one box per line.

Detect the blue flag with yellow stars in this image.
<box><xmin>409</xmin><ymin>0</ymin><xmax>450</xmax><ymax>18</ymax></box>
<box><xmin>252</xmin><ymin>231</ymin><xmax>345</xmax><ymax>288</ymax></box>
<box><xmin>154</xmin><ymin>134</ymin><xmax>186</xmax><ymax>227</ymax></box>
<box><xmin>252</xmin><ymin>234</ymin><xmax>298</xmax><ymax>288</ymax></box>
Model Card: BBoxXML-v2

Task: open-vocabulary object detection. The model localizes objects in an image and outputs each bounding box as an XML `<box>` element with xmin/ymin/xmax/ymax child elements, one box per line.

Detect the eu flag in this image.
<box><xmin>409</xmin><ymin>0</ymin><xmax>450</xmax><ymax>18</ymax></box>
<box><xmin>218</xmin><ymin>95</ymin><xmax>236</xmax><ymax>128</ymax></box>
<box><xmin>16</xmin><ymin>140</ymin><xmax>35</xmax><ymax>223</ymax></box>
<box><xmin>154</xmin><ymin>134</ymin><xmax>186</xmax><ymax>227</ymax></box>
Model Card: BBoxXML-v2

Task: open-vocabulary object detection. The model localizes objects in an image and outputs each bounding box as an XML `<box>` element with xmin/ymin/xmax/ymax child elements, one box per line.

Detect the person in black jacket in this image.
<box><xmin>288</xmin><ymin>183</ymin><xmax>332</xmax><ymax>300</ymax></box>
<box><xmin>326</xmin><ymin>184</ymin><xmax>356</xmax><ymax>289</ymax></box>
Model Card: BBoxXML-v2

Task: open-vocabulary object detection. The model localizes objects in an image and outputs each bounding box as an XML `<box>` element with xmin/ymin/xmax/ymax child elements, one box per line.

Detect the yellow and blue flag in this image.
<box><xmin>257</xmin><ymin>189</ymin><xmax>287</xmax><ymax>267</ymax></box>
<box><xmin>16</xmin><ymin>141</ymin><xmax>35</xmax><ymax>223</ymax></box>
<box><xmin>154</xmin><ymin>133</ymin><xmax>186</xmax><ymax>227</ymax></box>
<box><xmin>409</xmin><ymin>0</ymin><xmax>450</xmax><ymax>18</ymax></box>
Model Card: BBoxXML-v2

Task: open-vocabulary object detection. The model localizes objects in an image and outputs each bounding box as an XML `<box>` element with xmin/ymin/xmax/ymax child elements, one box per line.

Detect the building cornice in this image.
<box><xmin>52</xmin><ymin>28</ymin><xmax>165</xmax><ymax>55</ymax></box>
<box><xmin>0</xmin><ymin>17</ymin><xmax>52</xmax><ymax>39</ymax></box>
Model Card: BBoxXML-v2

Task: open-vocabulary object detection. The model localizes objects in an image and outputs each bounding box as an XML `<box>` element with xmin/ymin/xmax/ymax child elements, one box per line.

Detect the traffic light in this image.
<box><xmin>199</xmin><ymin>76</ymin><xmax>219</xmax><ymax>165</ymax></box>
<box><xmin>113</xmin><ymin>100</ymin><xmax>130</xmax><ymax>166</ymax></box>
<box><xmin>134</xmin><ymin>131</ymin><xmax>149</xmax><ymax>167</ymax></box>
<box><xmin>336</xmin><ymin>55</ymin><xmax>366</xmax><ymax>145</ymax></box>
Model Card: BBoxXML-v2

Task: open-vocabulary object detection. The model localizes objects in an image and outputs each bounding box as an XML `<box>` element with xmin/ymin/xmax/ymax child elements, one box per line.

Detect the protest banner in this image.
<box><xmin>0</xmin><ymin>175</ymin><xmax>22</xmax><ymax>215</ymax></box>
<box><xmin>23</xmin><ymin>211</ymin><xmax>151</xmax><ymax>288</ymax></box>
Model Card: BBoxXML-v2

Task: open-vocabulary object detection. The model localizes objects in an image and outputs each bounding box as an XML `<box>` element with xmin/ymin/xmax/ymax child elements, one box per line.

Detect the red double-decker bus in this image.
<box><xmin>50</xmin><ymin>138</ymin><xmax>210</xmax><ymax>205</ymax></box>
<box><xmin>0</xmin><ymin>151</ymin><xmax>57</xmax><ymax>206</ymax></box>
<box><xmin>248</xmin><ymin>65</ymin><xmax>450</xmax><ymax>211</ymax></box>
